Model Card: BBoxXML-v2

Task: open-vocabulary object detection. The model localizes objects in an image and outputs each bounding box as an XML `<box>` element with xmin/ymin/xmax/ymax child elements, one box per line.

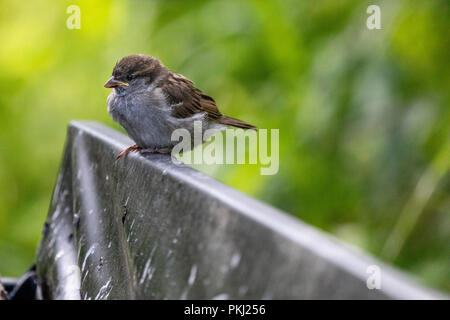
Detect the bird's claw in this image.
<box><xmin>116</xmin><ymin>145</ymin><xmax>172</xmax><ymax>160</ymax></box>
<box><xmin>116</xmin><ymin>144</ymin><xmax>140</xmax><ymax>160</ymax></box>
<box><xmin>140</xmin><ymin>148</ymin><xmax>171</xmax><ymax>155</ymax></box>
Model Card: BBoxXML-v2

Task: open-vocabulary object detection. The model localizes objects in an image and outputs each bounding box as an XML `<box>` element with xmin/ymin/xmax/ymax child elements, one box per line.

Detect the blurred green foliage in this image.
<box><xmin>0</xmin><ymin>0</ymin><xmax>448</xmax><ymax>292</ymax></box>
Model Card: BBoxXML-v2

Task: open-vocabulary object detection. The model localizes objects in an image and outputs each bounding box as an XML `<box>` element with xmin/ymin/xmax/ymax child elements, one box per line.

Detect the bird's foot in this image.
<box><xmin>140</xmin><ymin>148</ymin><xmax>172</xmax><ymax>155</ymax></box>
<box><xmin>116</xmin><ymin>144</ymin><xmax>140</xmax><ymax>159</ymax></box>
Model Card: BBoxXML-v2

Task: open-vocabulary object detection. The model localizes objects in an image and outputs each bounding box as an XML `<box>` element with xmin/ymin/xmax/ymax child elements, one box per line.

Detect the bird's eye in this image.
<box><xmin>126</xmin><ymin>74</ymin><xmax>135</xmax><ymax>81</ymax></box>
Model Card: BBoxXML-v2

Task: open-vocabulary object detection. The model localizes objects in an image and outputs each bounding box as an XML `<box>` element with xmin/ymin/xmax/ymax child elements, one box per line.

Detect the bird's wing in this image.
<box><xmin>161</xmin><ymin>72</ymin><xmax>222</xmax><ymax>121</ymax></box>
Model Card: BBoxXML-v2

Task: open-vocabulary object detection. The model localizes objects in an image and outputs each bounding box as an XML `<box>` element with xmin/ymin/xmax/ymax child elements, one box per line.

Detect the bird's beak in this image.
<box><xmin>104</xmin><ymin>76</ymin><xmax>129</xmax><ymax>88</ymax></box>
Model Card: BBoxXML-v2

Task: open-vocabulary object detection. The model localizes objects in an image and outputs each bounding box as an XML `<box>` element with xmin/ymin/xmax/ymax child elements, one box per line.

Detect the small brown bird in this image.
<box><xmin>105</xmin><ymin>54</ymin><xmax>256</xmax><ymax>159</ymax></box>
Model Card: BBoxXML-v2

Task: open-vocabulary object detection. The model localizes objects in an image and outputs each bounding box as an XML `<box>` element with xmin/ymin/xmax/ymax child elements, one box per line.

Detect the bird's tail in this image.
<box><xmin>219</xmin><ymin>115</ymin><xmax>257</xmax><ymax>130</ymax></box>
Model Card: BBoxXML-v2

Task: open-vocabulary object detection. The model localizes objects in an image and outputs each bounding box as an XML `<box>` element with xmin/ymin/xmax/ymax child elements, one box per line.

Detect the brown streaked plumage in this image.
<box><xmin>163</xmin><ymin>71</ymin><xmax>256</xmax><ymax>130</ymax></box>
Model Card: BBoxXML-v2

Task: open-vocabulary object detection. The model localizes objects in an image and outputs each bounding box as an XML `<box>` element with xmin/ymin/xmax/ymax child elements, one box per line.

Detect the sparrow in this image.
<box><xmin>104</xmin><ymin>54</ymin><xmax>256</xmax><ymax>159</ymax></box>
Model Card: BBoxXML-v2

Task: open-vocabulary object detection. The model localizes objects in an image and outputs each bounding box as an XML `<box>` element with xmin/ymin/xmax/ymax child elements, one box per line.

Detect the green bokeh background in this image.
<box><xmin>0</xmin><ymin>0</ymin><xmax>448</xmax><ymax>293</ymax></box>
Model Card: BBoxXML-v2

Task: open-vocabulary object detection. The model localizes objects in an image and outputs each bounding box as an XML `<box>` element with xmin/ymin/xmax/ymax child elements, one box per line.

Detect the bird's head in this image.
<box><xmin>104</xmin><ymin>54</ymin><xmax>167</xmax><ymax>95</ymax></box>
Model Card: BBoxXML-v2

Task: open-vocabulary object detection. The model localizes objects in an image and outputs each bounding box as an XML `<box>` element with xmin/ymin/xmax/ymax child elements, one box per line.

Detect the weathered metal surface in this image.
<box><xmin>36</xmin><ymin>121</ymin><xmax>443</xmax><ymax>300</ymax></box>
